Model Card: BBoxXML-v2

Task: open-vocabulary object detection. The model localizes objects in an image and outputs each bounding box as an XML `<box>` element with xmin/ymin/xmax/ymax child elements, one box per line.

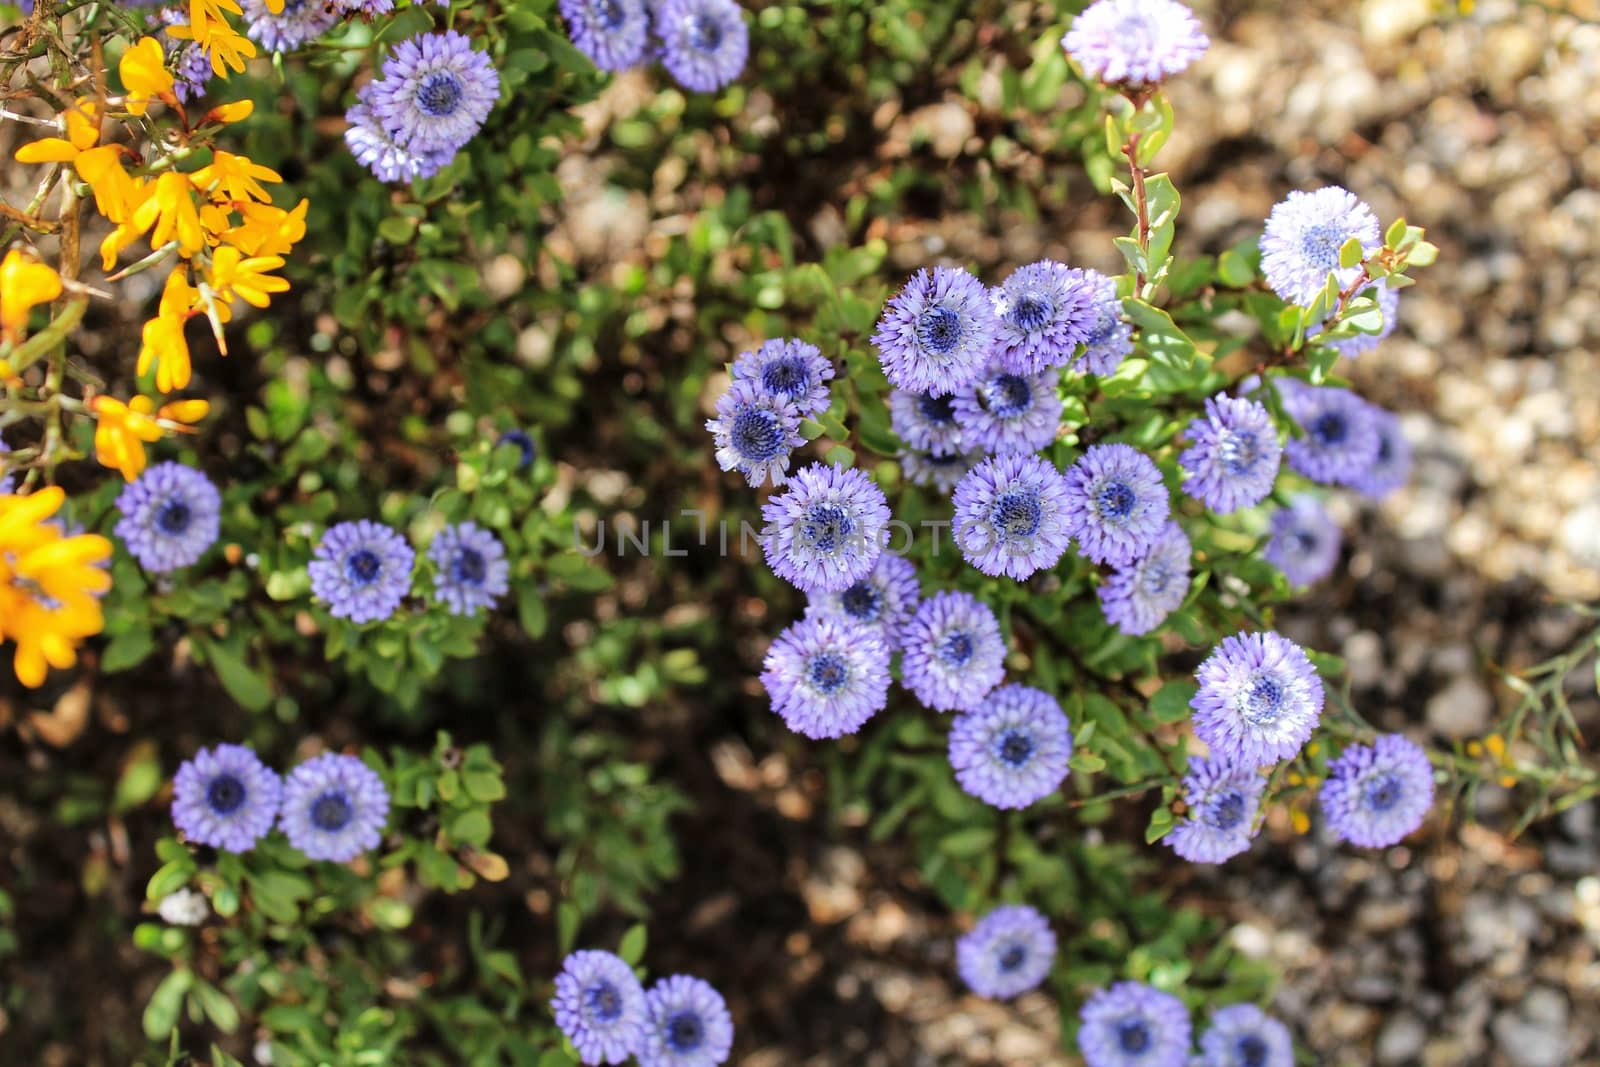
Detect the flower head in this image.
<box><xmin>888</xmin><ymin>389</ymin><xmax>965</xmax><ymax>457</ymax></box>
<box><xmin>900</xmin><ymin>590</ymin><xmax>1007</xmax><ymax>712</ymax></box>
<box><xmin>1077</xmin><ymin>981</ymin><xmax>1191</xmax><ymax>1067</ymax></box>
<box><xmin>1062</xmin><ymin>0</ymin><xmax>1210</xmax><ymax>87</ymax></box>
<box><xmin>1278</xmin><ymin>382</ymin><xmax>1380</xmax><ymax>486</ymax></box>
<box><xmin>278</xmin><ymin>752</ymin><xmax>390</xmax><ymax>862</ymax></box>
<box><xmin>0</xmin><ymin>489</ymin><xmax>112</xmax><ymax>686</ymax></box>
<box><xmin>1097</xmin><ymin>520</ymin><xmax>1190</xmax><ymax>636</ymax></box>
<box><xmin>552</xmin><ymin>950</ymin><xmax>649</xmax><ymax>1066</ymax></box>
<box><xmin>243</xmin><ymin>0</ymin><xmax>336</xmax><ymax>53</ymax></box>
<box><xmin>949</xmin><ymin>684</ymin><xmax>1073</xmax><ymax>810</ymax></box>
<box><xmin>956</xmin><ymin>905</ymin><xmax>1057</xmax><ymax>1000</ymax></box>
<box><xmin>344</xmin><ymin>99</ymin><xmax>457</xmax><ymax>184</ymax></box>
<box><xmin>1347</xmin><ymin>405</ymin><xmax>1411</xmax><ymax>499</ymax></box>
<box><xmin>655</xmin><ymin>0</ymin><xmax>749</xmax><ymax>92</ymax></box>
<box><xmin>308</xmin><ymin>519</ymin><xmax>415</xmax><ymax>624</ymax></box>
<box><xmin>760</xmin><ymin>615</ymin><xmax>891</xmax><ymax>740</ymax></box>
<box><xmin>900</xmin><ymin>448</ymin><xmax>977</xmax><ymax>493</ymax></box>
<box><xmin>90</xmin><ymin>395</ymin><xmax>209</xmax><ymax>483</ymax></box>
<box><xmin>952</xmin><ymin>453</ymin><xmax>1074</xmax><ymax>580</ymax></box>
<box><xmin>872</xmin><ymin>267</ymin><xmax>999</xmax><ymax>397</ymax></box>
<box><xmin>1166</xmin><ymin>757</ymin><xmax>1265</xmax><ymax>864</ymax></box>
<box><xmin>0</xmin><ymin>248</ymin><xmax>62</xmax><ymax>345</ymax></box>
<box><xmin>170</xmin><ymin>743</ymin><xmax>281</xmax><ymax>853</ymax></box>
<box><xmin>561</xmin><ymin>0</ymin><xmax>652</xmax><ymax>72</ymax></box>
<box><xmin>991</xmin><ymin>259</ymin><xmax>1097</xmax><ymax>375</ymax></box>
<box><xmin>1319</xmin><ymin>734</ymin><xmax>1434</xmax><ymax>848</ymax></box>
<box><xmin>731</xmin><ymin>338</ymin><xmax>834</xmax><ymax>416</ymax></box>
<box><xmin>429</xmin><ymin>521</ymin><xmax>510</xmax><ymax>616</ymax></box>
<box><xmin>1063</xmin><ymin>444</ymin><xmax>1170</xmax><ymax>567</ymax></box>
<box><xmin>365</xmin><ymin>30</ymin><xmax>500</xmax><ymax>153</ymax></box>
<box><xmin>637</xmin><ymin>975</ymin><xmax>734</xmax><ymax>1067</ymax></box>
<box><xmin>1260</xmin><ymin>187</ymin><xmax>1380</xmax><ymax>307</ymax></box>
<box><xmin>760</xmin><ymin>463</ymin><xmax>890</xmax><ymax>594</ymax></box>
<box><xmin>951</xmin><ymin>364</ymin><xmax>1063</xmax><ymax>455</ymax></box>
<box><xmin>705</xmin><ymin>379</ymin><xmax>804</xmax><ymax>489</ymax></box>
<box><xmin>1179</xmin><ymin>395</ymin><xmax>1282</xmax><ymax>514</ymax></box>
<box><xmin>114</xmin><ymin>462</ymin><xmax>222</xmax><ymax>573</ymax></box>
<box><xmin>1191</xmin><ymin>631</ymin><xmax>1324</xmax><ymax>767</ymax></box>
<box><xmin>120</xmin><ymin>37</ymin><xmax>176</xmax><ymax>116</ymax></box>
<box><xmin>804</xmin><ymin>551</ymin><xmax>920</xmax><ymax>650</ymax></box>
<box><xmin>137</xmin><ymin>269</ymin><xmax>199</xmax><ymax>392</ymax></box>
<box><xmin>1193</xmin><ymin>1004</ymin><xmax>1294</xmax><ymax>1067</ymax></box>
<box><xmin>1073</xmin><ymin>269</ymin><xmax>1134</xmax><ymax>376</ymax></box>
<box><xmin>1263</xmin><ymin>494</ymin><xmax>1341</xmax><ymax>587</ymax></box>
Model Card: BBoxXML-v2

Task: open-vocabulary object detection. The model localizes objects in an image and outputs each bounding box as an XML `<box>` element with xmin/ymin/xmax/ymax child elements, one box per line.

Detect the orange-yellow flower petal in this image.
<box><xmin>137</xmin><ymin>270</ymin><xmax>198</xmax><ymax>391</ymax></box>
<box><xmin>133</xmin><ymin>172</ymin><xmax>205</xmax><ymax>257</ymax></box>
<box><xmin>90</xmin><ymin>395</ymin><xmax>166</xmax><ymax>481</ymax></box>
<box><xmin>207</xmin><ymin>245</ymin><xmax>289</xmax><ymax>309</ymax></box>
<box><xmin>0</xmin><ymin>249</ymin><xmax>63</xmax><ymax>344</ymax></box>
<box><xmin>120</xmin><ymin>38</ymin><xmax>176</xmax><ymax>116</ymax></box>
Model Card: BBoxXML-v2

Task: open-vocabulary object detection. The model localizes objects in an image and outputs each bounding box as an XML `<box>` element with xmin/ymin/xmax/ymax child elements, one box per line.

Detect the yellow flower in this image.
<box><xmin>120</xmin><ymin>37</ymin><xmax>176</xmax><ymax>116</ymax></box>
<box><xmin>203</xmin><ymin>99</ymin><xmax>254</xmax><ymax>125</ymax></box>
<box><xmin>0</xmin><ymin>487</ymin><xmax>113</xmax><ymax>688</ymax></box>
<box><xmin>192</xmin><ymin>150</ymin><xmax>282</xmax><ymax>205</ymax></box>
<box><xmin>207</xmin><ymin>245</ymin><xmax>289</xmax><ymax>309</ymax></box>
<box><xmin>75</xmin><ymin>145</ymin><xmax>142</xmax><ymax>224</ymax></box>
<box><xmin>165</xmin><ymin>0</ymin><xmax>257</xmax><ymax>76</ymax></box>
<box><xmin>99</xmin><ymin>178</ymin><xmax>158</xmax><ymax>271</ymax></box>
<box><xmin>13</xmin><ymin>99</ymin><xmax>102</xmax><ymax>164</ymax></box>
<box><xmin>226</xmin><ymin>198</ymin><xmax>308</xmax><ymax>257</ymax></box>
<box><xmin>138</xmin><ymin>269</ymin><xmax>200</xmax><ymax>391</ymax></box>
<box><xmin>89</xmin><ymin>394</ymin><xmax>209</xmax><ymax>481</ymax></box>
<box><xmin>0</xmin><ymin>248</ymin><xmax>63</xmax><ymax>344</ymax></box>
<box><xmin>133</xmin><ymin>172</ymin><xmax>206</xmax><ymax>257</ymax></box>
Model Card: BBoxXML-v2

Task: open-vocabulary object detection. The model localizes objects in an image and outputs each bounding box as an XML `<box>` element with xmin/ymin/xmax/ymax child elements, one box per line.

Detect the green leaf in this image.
<box><xmin>461</xmin><ymin>768</ymin><xmax>506</xmax><ymax>803</ymax></box>
<box><xmin>198</xmin><ymin>635</ymin><xmax>272</xmax><ymax>712</ymax></box>
<box><xmin>142</xmin><ymin>969</ymin><xmax>192</xmax><ymax>1041</ymax></box>
<box><xmin>191</xmin><ymin>978</ymin><xmax>240</xmax><ymax>1033</ymax></box>
<box><xmin>1216</xmin><ymin>249</ymin><xmax>1254</xmax><ymax>288</ymax></box>
<box><xmin>823</xmin><ymin>445</ymin><xmax>856</xmax><ymax>467</ymax></box>
<box><xmin>938</xmin><ymin>826</ymin><xmax>995</xmax><ymax>858</ymax></box>
<box><xmin>1385</xmin><ymin>216</ymin><xmax>1408</xmax><ymax>248</ymax></box>
<box><xmin>618</xmin><ymin>923</ymin><xmax>648</xmax><ymax>966</ymax></box>
<box><xmin>1338</xmin><ymin>236</ymin><xmax>1365</xmax><ymax>270</ymax></box>
<box><xmin>557</xmin><ymin>900</ymin><xmax>581</xmax><ymax>954</ymax></box>
<box><xmin>102</xmin><ymin>628</ymin><xmax>155</xmax><ymax>673</ymax></box>
<box><xmin>1069</xmin><ymin>752</ymin><xmax>1107</xmax><ymax>774</ymax></box>
<box><xmin>1150</xmin><ymin>681</ymin><xmax>1198</xmax><ymax>724</ymax></box>
<box><xmin>450</xmin><ymin>809</ymin><xmax>493</xmax><ymax>848</ymax></box>
<box><xmin>1144</xmin><ymin>806</ymin><xmax>1176</xmax><ymax>844</ymax></box>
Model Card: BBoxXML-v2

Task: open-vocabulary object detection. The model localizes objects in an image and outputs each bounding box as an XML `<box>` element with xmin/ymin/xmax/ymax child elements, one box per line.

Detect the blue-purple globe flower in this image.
<box><xmin>114</xmin><ymin>461</ymin><xmax>222</xmax><ymax>573</ymax></box>
<box><xmin>1073</xmin><ymin>269</ymin><xmax>1134</xmax><ymax>376</ymax></box>
<box><xmin>1194</xmin><ymin>1004</ymin><xmax>1294</xmax><ymax>1067</ymax></box>
<box><xmin>655</xmin><ymin>0</ymin><xmax>749</xmax><ymax>93</ymax></box>
<box><xmin>760</xmin><ymin>463</ymin><xmax>890</xmax><ymax>594</ymax></box>
<box><xmin>345</xmin><ymin>98</ymin><xmax>456</xmax><ymax>183</ymax></box>
<box><xmin>552</xmin><ymin>949</ymin><xmax>648</xmax><ymax>1066</ymax></box>
<box><xmin>706</xmin><ymin>379</ymin><xmax>804</xmax><ymax>489</ymax></box>
<box><xmin>499</xmin><ymin>428</ymin><xmax>537</xmax><ymax>469</ymax></box>
<box><xmin>956</xmin><ymin>904</ymin><xmax>1057</xmax><ymax>1000</ymax></box>
<box><xmin>1179</xmin><ymin>395</ymin><xmax>1282</xmax><ymax>514</ymax></box>
<box><xmin>1260</xmin><ymin>186</ymin><xmax>1380</xmax><ymax>307</ymax></box>
<box><xmin>873</xmin><ymin>267</ymin><xmax>999</xmax><ymax>397</ymax></box>
<box><xmin>760</xmin><ymin>615</ymin><xmax>891</xmax><ymax>739</ymax></box>
<box><xmin>243</xmin><ymin>0</ymin><xmax>336</xmax><ymax>52</ymax></box>
<box><xmin>900</xmin><ymin>590</ymin><xmax>1007</xmax><ymax>712</ymax></box>
<box><xmin>637</xmin><ymin>975</ymin><xmax>734</xmax><ymax>1067</ymax></box>
<box><xmin>170</xmin><ymin>743</ymin><xmax>281</xmax><ymax>854</ymax></box>
<box><xmin>1078</xmin><ymin>980</ymin><xmax>1192</xmax><ymax>1067</ymax></box>
<box><xmin>1319</xmin><ymin>733</ymin><xmax>1434</xmax><ymax>848</ymax></box>
<box><xmin>1191</xmin><ymin>631</ymin><xmax>1324</xmax><ymax>767</ymax></box>
<box><xmin>429</xmin><ymin>521</ymin><xmax>510</xmax><ymax>616</ymax></box>
<box><xmin>732</xmin><ymin>338</ymin><xmax>834</xmax><ymax>417</ymax></box>
<box><xmin>1063</xmin><ymin>444</ymin><xmax>1170</xmax><ymax>567</ymax></box>
<box><xmin>278</xmin><ymin>753</ymin><xmax>390</xmax><ymax>862</ymax></box>
<box><xmin>1166</xmin><ymin>757</ymin><xmax>1265</xmax><ymax>864</ymax></box>
<box><xmin>1278</xmin><ymin>382</ymin><xmax>1380</xmax><ymax>486</ymax></box>
<box><xmin>952</xmin><ymin>364</ymin><xmax>1063</xmax><ymax>455</ymax></box>
<box><xmin>366</xmin><ymin>31</ymin><xmax>500</xmax><ymax>154</ymax></box>
<box><xmin>805</xmin><ymin>551</ymin><xmax>920</xmax><ymax>650</ymax></box>
<box><xmin>888</xmin><ymin>389</ymin><xmax>965</xmax><ymax>457</ymax></box>
<box><xmin>1097</xmin><ymin>520</ymin><xmax>1191</xmax><ymax>636</ymax></box>
<box><xmin>948</xmin><ymin>684</ymin><xmax>1073</xmax><ymax>810</ymax></box>
<box><xmin>1062</xmin><ymin>0</ymin><xmax>1210</xmax><ymax>87</ymax></box>
<box><xmin>991</xmin><ymin>259</ymin><xmax>1096</xmax><ymax>374</ymax></box>
<box><xmin>1264</xmin><ymin>494</ymin><xmax>1341</xmax><ymax>588</ymax></box>
<box><xmin>157</xmin><ymin>9</ymin><xmax>215</xmax><ymax>102</ymax></box>
<box><xmin>900</xmin><ymin>448</ymin><xmax>977</xmax><ymax>494</ymax></box>
<box><xmin>309</xmin><ymin>519</ymin><xmax>416</xmax><ymax>624</ymax></box>
<box><xmin>952</xmin><ymin>453</ymin><xmax>1074</xmax><ymax>580</ymax></box>
<box><xmin>560</xmin><ymin>0</ymin><xmax>652</xmax><ymax>72</ymax></box>
<box><xmin>1348</xmin><ymin>405</ymin><xmax>1411</xmax><ymax>499</ymax></box>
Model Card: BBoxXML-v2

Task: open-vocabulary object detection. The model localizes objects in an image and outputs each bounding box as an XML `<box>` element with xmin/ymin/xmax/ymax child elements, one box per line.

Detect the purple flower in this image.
<box><xmin>1347</xmin><ymin>405</ymin><xmax>1411</xmax><ymax>499</ymax></box>
<box><xmin>956</xmin><ymin>904</ymin><xmax>1056</xmax><ymax>1000</ymax></box>
<box><xmin>1097</xmin><ymin>520</ymin><xmax>1190</xmax><ymax>636</ymax></box>
<box><xmin>872</xmin><ymin>267</ymin><xmax>999</xmax><ymax>397</ymax></box>
<box><xmin>1062</xmin><ymin>0</ymin><xmax>1210</xmax><ymax>87</ymax></box>
<box><xmin>760</xmin><ymin>463</ymin><xmax>890</xmax><ymax>594</ymax></box>
<box><xmin>900</xmin><ymin>590</ymin><xmax>1007</xmax><ymax>712</ymax></box>
<box><xmin>157</xmin><ymin>11</ymin><xmax>215</xmax><ymax>101</ymax></box>
<box><xmin>1278</xmin><ymin>382</ymin><xmax>1380</xmax><ymax>486</ymax></box>
<box><xmin>888</xmin><ymin>389</ymin><xmax>965</xmax><ymax>457</ymax></box>
<box><xmin>731</xmin><ymin>338</ymin><xmax>834</xmax><ymax>416</ymax></box>
<box><xmin>949</xmin><ymin>684</ymin><xmax>1073</xmax><ymax>810</ymax></box>
<box><xmin>1319</xmin><ymin>733</ymin><xmax>1434</xmax><ymax>848</ymax></box>
<box><xmin>277</xmin><ymin>753</ymin><xmax>390</xmax><ymax>862</ymax></box>
<box><xmin>560</xmin><ymin>0</ymin><xmax>652</xmax><ymax>72</ymax></box>
<box><xmin>951</xmin><ymin>364</ymin><xmax>1063</xmax><ymax>455</ymax></box>
<box><xmin>1165</xmin><ymin>757</ymin><xmax>1265</xmax><ymax>864</ymax></box>
<box><xmin>1194</xmin><ymin>1004</ymin><xmax>1294</xmax><ymax>1067</ymax></box>
<box><xmin>345</xmin><ymin>99</ymin><xmax>457</xmax><ymax>183</ymax></box>
<box><xmin>1264</xmin><ymin>494</ymin><xmax>1341</xmax><ymax>587</ymax></box>
<box><xmin>1311</xmin><ymin>282</ymin><xmax>1400</xmax><ymax>359</ymax></box>
<box><xmin>499</xmin><ymin>428</ymin><xmax>537</xmax><ymax>468</ymax></box>
<box><xmin>1072</xmin><ymin>269</ymin><xmax>1133</xmax><ymax>376</ymax></box>
<box><xmin>1179</xmin><ymin>395</ymin><xmax>1282</xmax><ymax>514</ymax></box>
<box><xmin>1191</xmin><ymin>631</ymin><xmax>1324</xmax><ymax>767</ymax></box>
<box><xmin>330</xmin><ymin>0</ymin><xmax>394</xmax><ymax>13</ymax></box>
<box><xmin>1078</xmin><ymin>980</ymin><xmax>1191</xmax><ymax>1067</ymax></box>
<box><xmin>429</xmin><ymin>521</ymin><xmax>510</xmax><ymax>616</ymax></box>
<box><xmin>365</xmin><ymin>30</ymin><xmax>500</xmax><ymax>153</ymax></box>
<box><xmin>552</xmin><ymin>950</ymin><xmax>648</xmax><ymax>1065</ymax></box>
<box><xmin>804</xmin><ymin>551</ymin><xmax>920</xmax><ymax>650</ymax></box>
<box><xmin>900</xmin><ymin>448</ymin><xmax>978</xmax><ymax>493</ymax></box>
<box><xmin>655</xmin><ymin>0</ymin><xmax>749</xmax><ymax>93</ymax></box>
<box><xmin>1063</xmin><ymin>444</ymin><xmax>1170</xmax><ymax>567</ymax></box>
<box><xmin>1260</xmin><ymin>187</ymin><xmax>1380</xmax><ymax>307</ymax></box>
<box><xmin>705</xmin><ymin>379</ymin><xmax>804</xmax><ymax>488</ymax></box>
<box><xmin>991</xmin><ymin>260</ymin><xmax>1096</xmax><ymax>374</ymax></box>
<box><xmin>760</xmin><ymin>616</ymin><xmax>891</xmax><ymax>739</ymax></box>
<box><xmin>952</xmin><ymin>453</ymin><xmax>1074</xmax><ymax>580</ymax></box>
<box><xmin>170</xmin><ymin>743</ymin><xmax>281</xmax><ymax>854</ymax></box>
<box><xmin>309</xmin><ymin>519</ymin><xmax>416</xmax><ymax>624</ymax></box>
<box><xmin>637</xmin><ymin>975</ymin><xmax>734</xmax><ymax>1067</ymax></box>
<box><xmin>243</xmin><ymin>0</ymin><xmax>337</xmax><ymax>52</ymax></box>
<box><xmin>114</xmin><ymin>461</ymin><xmax>222</xmax><ymax>573</ymax></box>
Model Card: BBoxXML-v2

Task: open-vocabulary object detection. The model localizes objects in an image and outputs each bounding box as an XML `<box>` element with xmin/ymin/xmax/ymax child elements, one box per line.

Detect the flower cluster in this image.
<box><xmin>705</xmin><ymin>338</ymin><xmax>832</xmax><ymax>487</ymax></box>
<box><xmin>0</xmin><ymin>488</ymin><xmax>113</xmax><ymax>686</ymax></box>
<box><xmin>1075</xmin><ymin>982</ymin><xmax>1294</xmax><ymax>1067</ymax></box>
<box><xmin>562</xmin><ymin>0</ymin><xmax>750</xmax><ymax>92</ymax></box>
<box><xmin>308</xmin><ymin>518</ymin><xmax>510</xmax><ymax>624</ymax></box>
<box><xmin>552</xmin><ymin>949</ymin><xmax>733</xmax><ymax>1066</ymax></box>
